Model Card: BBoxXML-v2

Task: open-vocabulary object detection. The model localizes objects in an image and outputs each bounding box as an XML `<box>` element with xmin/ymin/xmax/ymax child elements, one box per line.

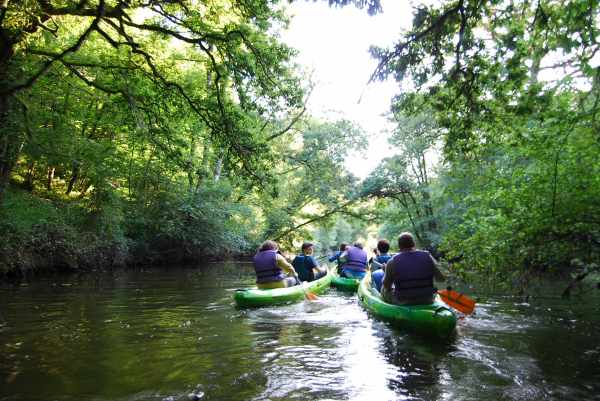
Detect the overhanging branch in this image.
<box><xmin>273</xmin><ymin>198</ymin><xmax>360</xmax><ymax>241</ymax></box>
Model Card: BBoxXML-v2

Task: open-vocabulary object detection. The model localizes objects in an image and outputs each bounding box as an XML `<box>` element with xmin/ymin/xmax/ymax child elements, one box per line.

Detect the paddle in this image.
<box><xmin>295</xmin><ymin>274</ymin><xmax>318</xmax><ymax>301</ymax></box>
<box><xmin>437</xmin><ymin>287</ymin><xmax>475</xmax><ymax>315</ymax></box>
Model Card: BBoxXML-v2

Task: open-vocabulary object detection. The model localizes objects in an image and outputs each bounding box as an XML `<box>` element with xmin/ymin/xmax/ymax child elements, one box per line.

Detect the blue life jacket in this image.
<box><xmin>375</xmin><ymin>253</ymin><xmax>393</xmax><ymax>265</ymax></box>
<box><xmin>341</xmin><ymin>246</ymin><xmax>368</xmax><ymax>272</ymax></box>
<box><xmin>253</xmin><ymin>250</ymin><xmax>285</xmax><ymax>284</ymax></box>
<box><xmin>292</xmin><ymin>254</ymin><xmax>317</xmax><ymax>282</ymax></box>
<box><xmin>328</xmin><ymin>251</ymin><xmax>343</xmax><ymax>265</ymax></box>
<box><xmin>389</xmin><ymin>250</ymin><xmax>435</xmax><ymax>300</ymax></box>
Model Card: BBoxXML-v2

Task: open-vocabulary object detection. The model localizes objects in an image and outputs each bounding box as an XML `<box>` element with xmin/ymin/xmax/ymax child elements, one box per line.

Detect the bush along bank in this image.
<box><xmin>0</xmin><ymin>188</ymin><xmax>255</xmax><ymax>279</ymax></box>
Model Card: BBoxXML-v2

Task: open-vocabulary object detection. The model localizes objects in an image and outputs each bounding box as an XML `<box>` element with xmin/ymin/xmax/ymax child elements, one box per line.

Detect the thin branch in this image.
<box><xmin>3</xmin><ymin>1</ymin><xmax>106</xmax><ymax>95</ymax></box>
<box><xmin>369</xmin><ymin>2</ymin><xmax>463</xmax><ymax>83</ymax></box>
<box><xmin>38</xmin><ymin>0</ymin><xmax>124</xmax><ymax>18</ymax></box>
<box><xmin>453</xmin><ymin>0</ymin><xmax>467</xmax><ymax>77</ymax></box>
<box><xmin>266</xmin><ymin>105</ymin><xmax>307</xmax><ymax>141</ymax></box>
<box><xmin>26</xmin><ymin>49</ymin><xmax>132</xmax><ymax>70</ymax></box>
<box><xmin>273</xmin><ymin>198</ymin><xmax>359</xmax><ymax>241</ymax></box>
<box><xmin>62</xmin><ymin>63</ymin><xmax>122</xmax><ymax>94</ymax></box>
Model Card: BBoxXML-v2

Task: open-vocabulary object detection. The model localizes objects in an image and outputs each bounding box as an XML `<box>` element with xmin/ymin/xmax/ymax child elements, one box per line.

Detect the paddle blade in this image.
<box><xmin>304</xmin><ymin>290</ymin><xmax>319</xmax><ymax>301</ymax></box>
<box><xmin>296</xmin><ymin>276</ymin><xmax>318</xmax><ymax>301</ymax></box>
<box><xmin>438</xmin><ymin>289</ymin><xmax>475</xmax><ymax>314</ymax></box>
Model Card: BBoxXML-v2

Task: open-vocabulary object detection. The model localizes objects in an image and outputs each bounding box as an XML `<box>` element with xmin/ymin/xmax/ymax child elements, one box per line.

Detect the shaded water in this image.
<box><xmin>1</xmin><ymin>263</ymin><xmax>599</xmax><ymax>401</ymax></box>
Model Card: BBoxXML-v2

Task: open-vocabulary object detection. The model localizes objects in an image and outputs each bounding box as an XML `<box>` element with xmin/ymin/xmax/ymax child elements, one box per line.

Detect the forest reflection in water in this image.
<box><xmin>1</xmin><ymin>264</ymin><xmax>599</xmax><ymax>401</ymax></box>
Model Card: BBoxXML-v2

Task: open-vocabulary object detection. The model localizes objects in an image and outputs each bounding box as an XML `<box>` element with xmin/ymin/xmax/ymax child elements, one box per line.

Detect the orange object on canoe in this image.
<box><xmin>438</xmin><ymin>288</ymin><xmax>476</xmax><ymax>314</ymax></box>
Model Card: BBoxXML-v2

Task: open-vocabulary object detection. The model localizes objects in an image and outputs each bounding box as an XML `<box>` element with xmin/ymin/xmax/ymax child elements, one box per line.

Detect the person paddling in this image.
<box><xmin>328</xmin><ymin>242</ymin><xmax>348</xmax><ymax>274</ymax></box>
<box><xmin>292</xmin><ymin>242</ymin><xmax>327</xmax><ymax>282</ymax></box>
<box><xmin>371</xmin><ymin>239</ymin><xmax>393</xmax><ymax>292</ymax></box>
<box><xmin>253</xmin><ymin>240</ymin><xmax>299</xmax><ymax>289</ymax></box>
<box><xmin>382</xmin><ymin>232</ymin><xmax>445</xmax><ymax>305</ymax></box>
<box><xmin>339</xmin><ymin>242</ymin><xmax>368</xmax><ymax>279</ymax></box>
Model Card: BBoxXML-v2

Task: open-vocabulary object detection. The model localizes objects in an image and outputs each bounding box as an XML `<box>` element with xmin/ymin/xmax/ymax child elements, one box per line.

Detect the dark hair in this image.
<box><xmin>339</xmin><ymin>242</ymin><xmax>348</xmax><ymax>251</ymax></box>
<box><xmin>353</xmin><ymin>242</ymin><xmax>363</xmax><ymax>249</ymax></box>
<box><xmin>301</xmin><ymin>242</ymin><xmax>314</xmax><ymax>251</ymax></box>
<box><xmin>259</xmin><ymin>240</ymin><xmax>278</xmax><ymax>252</ymax></box>
<box><xmin>377</xmin><ymin>239</ymin><xmax>390</xmax><ymax>253</ymax></box>
<box><xmin>397</xmin><ymin>232</ymin><xmax>416</xmax><ymax>250</ymax></box>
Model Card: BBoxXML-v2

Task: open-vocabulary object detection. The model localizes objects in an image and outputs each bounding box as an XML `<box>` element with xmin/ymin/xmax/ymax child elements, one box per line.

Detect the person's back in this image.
<box><xmin>375</xmin><ymin>253</ymin><xmax>393</xmax><ymax>266</ymax></box>
<box><xmin>371</xmin><ymin>239</ymin><xmax>392</xmax><ymax>291</ymax></box>
<box><xmin>388</xmin><ymin>250</ymin><xmax>436</xmax><ymax>302</ymax></box>
<box><xmin>382</xmin><ymin>233</ymin><xmax>444</xmax><ymax>305</ymax></box>
<box><xmin>253</xmin><ymin>240</ymin><xmax>298</xmax><ymax>289</ymax></box>
<box><xmin>340</xmin><ymin>242</ymin><xmax>368</xmax><ymax>279</ymax></box>
<box><xmin>292</xmin><ymin>242</ymin><xmax>326</xmax><ymax>282</ymax></box>
<box><xmin>329</xmin><ymin>243</ymin><xmax>348</xmax><ymax>274</ymax></box>
<box><xmin>254</xmin><ymin>249</ymin><xmax>285</xmax><ymax>283</ymax></box>
<box><xmin>292</xmin><ymin>254</ymin><xmax>315</xmax><ymax>281</ymax></box>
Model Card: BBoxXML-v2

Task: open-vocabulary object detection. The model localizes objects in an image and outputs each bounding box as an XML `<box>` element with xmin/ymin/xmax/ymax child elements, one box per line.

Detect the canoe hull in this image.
<box><xmin>330</xmin><ymin>275</ymin><xmax>359</xmax><ymax>292</ymax></box>
<box><xmin>357</xmin><ymin>272</ymin><xmax>457</xmax><ymax>338</ymax></box>
<box><xmin>234</xmin><ymin>270</ymin><xmax>333</xmax><ymax>308</ymax></box>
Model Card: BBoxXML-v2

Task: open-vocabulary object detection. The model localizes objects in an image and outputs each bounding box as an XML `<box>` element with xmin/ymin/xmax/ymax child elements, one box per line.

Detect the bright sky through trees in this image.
<box><xmin>283</xmin><ymin>0</ymin><xmax>414</xmax><ymax>178</ymax></box>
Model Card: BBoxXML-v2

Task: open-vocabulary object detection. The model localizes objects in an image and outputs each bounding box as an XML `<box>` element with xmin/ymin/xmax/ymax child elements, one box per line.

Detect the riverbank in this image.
<box><xmin>0</xmin><ymin>188</ymin><xmax>252</xmax><ymax>279</ymax></box>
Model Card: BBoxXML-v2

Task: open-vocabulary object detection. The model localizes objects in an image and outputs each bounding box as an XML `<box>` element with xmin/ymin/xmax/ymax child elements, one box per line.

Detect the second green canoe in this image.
<box><xmin>330</xmin><ymin>274</ymin><xmax>360</xmax><ymax>292</ymax></box>
<box><xmin>234</xmin><ymin>270</ymin><xmax>333</xmax><ymax>308</ymax></box>
<box><xmin>357</xmin><ymin>272</ymin><xmax>457</xmax><ymax>338</ymax></box>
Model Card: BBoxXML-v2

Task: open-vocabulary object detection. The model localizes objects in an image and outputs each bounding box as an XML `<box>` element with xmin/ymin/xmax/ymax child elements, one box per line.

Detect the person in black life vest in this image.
<box><xmin>371</xmin><ymin>239</ymin><xmax>393</xmax><ymax>292</ymax></box>
<box><xmin>292</xmin><ymin>242</ymin><xmax>327</xmax><ymax>282</ymax></box>
<box><xmin>253</xmin><ymin>240</ymin><xmax>299</xmax><ymax>289</ymax></box>
<box><xmin>382</xmin><ymin>232</ymin><xmax>445</xmax><ymax>305</ymax></box>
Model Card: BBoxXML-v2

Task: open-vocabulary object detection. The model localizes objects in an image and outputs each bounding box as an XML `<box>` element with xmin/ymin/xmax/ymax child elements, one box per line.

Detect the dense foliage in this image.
<box><xmin>1</xmin><ymin>0</ymin><xmax>598</xmax><ymax>292</ymax></box>
<box><xmin>366</xmin><ymin>0</ymin><xmax>600</xmax><ymax>288</ymax></box>
<box><xmin>0</xmin><ymin>1</ymin><xmax>366</xmax><ymax>274</ymax></box>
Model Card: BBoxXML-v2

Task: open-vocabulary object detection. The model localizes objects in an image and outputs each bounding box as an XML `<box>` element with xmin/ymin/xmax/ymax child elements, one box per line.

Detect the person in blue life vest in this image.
<box><xmin>338</xmin><ymin>242</ymin><xmax>368</xmax><ymax>279</ymax></box>
<box><xmin>253</xmin><ymin>240</ymin><xmax>299</xmax><ymax>289</ymax></box>
<box><xmin>371</xmin><ymin>239</ymin><xmax>393</xmax><ymax>292</ymax></box>
<box><xmin>292</xmin><ymin>242</ymin><xmax>327</xmax><ymax>282</ymax></box>
<box><xmin>328</xmin><ymin>242</ymin><xmax>348</xmax><ymax>274</ymax></box>
<box><xmin>382</xmin><ymin>232</ymin><xmax>446</xmax><ymax>305</ymax></box>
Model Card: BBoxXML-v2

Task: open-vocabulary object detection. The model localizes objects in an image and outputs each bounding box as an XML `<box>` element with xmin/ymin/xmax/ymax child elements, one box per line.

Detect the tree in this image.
<box><xmin>367</xmin><ymin>0</ymin><xmax>600</xmax><ymax>284</ymax></box>
<box><xmin>0</xmin><ymin>0</ymin><xmax>304</xmax><ymax>202</ymax></box>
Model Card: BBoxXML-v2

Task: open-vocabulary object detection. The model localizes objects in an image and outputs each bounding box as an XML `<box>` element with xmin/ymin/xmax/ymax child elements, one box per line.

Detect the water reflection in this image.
<box><xmin>1</xmin><ymin>266</ymin><xmax>599</xmax><ymax>401</ymax></box>
<box><xmin>373</xmin><ymin>327</ymin><xmax>452</xmax><ymax>400</ymax></box>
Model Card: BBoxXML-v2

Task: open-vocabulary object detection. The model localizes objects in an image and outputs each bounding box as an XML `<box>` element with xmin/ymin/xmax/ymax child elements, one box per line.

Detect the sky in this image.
<box><xmin>282</xmin><ymin>0</ymin><xmax>415</xmax><ymax>178</ymax></box>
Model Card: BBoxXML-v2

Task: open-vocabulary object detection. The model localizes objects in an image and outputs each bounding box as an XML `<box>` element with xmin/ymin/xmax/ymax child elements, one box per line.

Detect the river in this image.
<box><xmin>1</xmin><ymin>263</ymin><xmax>599</xmax><ymax>401</ymax></box>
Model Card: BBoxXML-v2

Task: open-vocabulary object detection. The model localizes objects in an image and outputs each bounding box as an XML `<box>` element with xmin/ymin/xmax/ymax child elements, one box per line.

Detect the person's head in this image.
<box><xmin>397</xmin><ymin>232</ymin><xmax>416</xmax><ymax>251</ymax></box>
<box><xmin>353</xmin><ymin>242</ymin><xmax>363</xmax><ymax>249</ymax></box>
<box><xmin>301</xmin><ymin>242</ymin><xmax>314</xmax><ymax>255</ymax></box>
<box><xmin>259</xmin><ymin>240</ymin><xmax>278</xmax><ymax>252</ymax></box>
<box><xmin>377</xmin><ymin>239</ymin><xmax>390</xmax><ymax>254</ymax></box>
<box><xmin>339</xmin><ymin>242</ymin><xmax>348</xmax><ymax>252</ymax></box>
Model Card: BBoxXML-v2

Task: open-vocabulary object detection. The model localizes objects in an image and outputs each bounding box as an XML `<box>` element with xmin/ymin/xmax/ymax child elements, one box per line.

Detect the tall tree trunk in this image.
<box><xmin>0</xmin><ymin>6</ymin><xmax>25</xmax><ymax>203</ymax></box>
<box><xmin>25</xmin><ymin>160</ymin><xmax>35</xmax><ymax>191</ymax></box>
<box><xmin>188</xmin><ymin>135</ymin><xmax>196</xmax><ymax>191</ymax></box>
<box><xmin>214</xmin><ymin>155</ymin><xmax>223</xmax><ymax>182</ymax></box>
<box><xmin>0</xmin><ymin>133</ymin><xmax>11</xmax><ymax>202</ymax></box>
<box><xmin>0</xmin><ymin>54</ymin><xmax>13</xmax><ymax>202</ymax></box>
<box><xmin>66</xmin><ymin>162</ymin><xmax>79</xmax><ymax>194</ymax></box>
<box><xmin>46</xmin><ymin>166</ymin><xmax>55</xmax><ymax>191</ymax></box>
<box><xmin>0</xmin><ymin>97</ymin><xmax>21</xmax><ymax>203</ymax></box>
<box><xmin>398</xmin><ymin>193</ymin><xmax>424</xmax><ymax>243</ymax></box>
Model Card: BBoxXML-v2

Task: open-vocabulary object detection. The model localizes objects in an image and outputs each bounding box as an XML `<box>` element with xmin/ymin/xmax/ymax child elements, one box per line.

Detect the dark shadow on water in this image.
<box><xmin>372</xmin><ymin>322</ymin><xmax>456</xmax><ymax>401</ymax></box>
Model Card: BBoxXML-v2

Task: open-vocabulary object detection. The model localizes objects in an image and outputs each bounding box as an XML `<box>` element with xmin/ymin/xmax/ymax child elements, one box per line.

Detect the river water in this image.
<box><xmin>1</xmin><ymin>263</ymin><xmax>599</xmax><ymax>401</ymax></box>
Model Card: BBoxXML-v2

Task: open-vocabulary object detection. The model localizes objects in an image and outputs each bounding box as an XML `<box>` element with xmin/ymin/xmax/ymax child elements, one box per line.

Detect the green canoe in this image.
<box><xmin>234</xmin><ymin>270</ymin><xmax>333</xmax><ymax>308</ymax></box>
<box><xmin>357</xmin><ymin>272</ymin><xmax>457</xmax><ymax>338</ymax></box>
<box><xmin>330</xmin><ymin>274</ymin><xmax>360</xmax><ymax>292</ymax></box>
